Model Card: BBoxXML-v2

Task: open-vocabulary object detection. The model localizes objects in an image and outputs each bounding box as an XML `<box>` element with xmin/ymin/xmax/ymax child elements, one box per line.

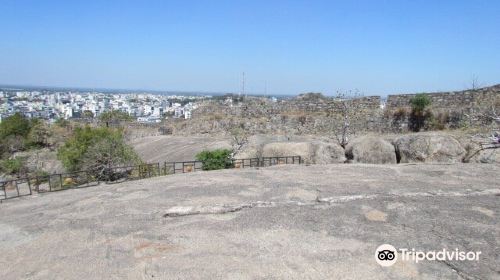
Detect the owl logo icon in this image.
<box><xmin>375</xmin><ymin>244</ymin><xmax>398</xmax><ymax>266</ymax></box>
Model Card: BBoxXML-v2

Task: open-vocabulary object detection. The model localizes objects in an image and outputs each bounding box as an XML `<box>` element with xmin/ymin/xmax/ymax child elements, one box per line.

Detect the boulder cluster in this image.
<box><xmin>254</xmin><ymin>133</ymin><xmax>498</xmax><ymax>165</ymax></box>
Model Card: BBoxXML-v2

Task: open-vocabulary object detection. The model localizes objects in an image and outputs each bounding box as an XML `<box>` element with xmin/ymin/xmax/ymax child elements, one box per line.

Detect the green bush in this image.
<box><xmin>409</xmin><ymin>94</ymin><xmax>432</xmax><ymax>132</ymax></box>
<box><xmin>196</xmin><ymin>149</ymin><xmax>233</xmax><ymax>171</ymax></box>
<box><xmin>34</xmin><ymin>170</ymin><xmax>50</xmax><ymax>179</ymax></box>
<box><xmin>410</xmin><ymin>94</ymin><xmax>431</xmax><ymax>112</ymax></box>
<box><xmin>57</xmin><ymin>126</ymin><xmax>140</xmax><ymax>178</ymax></box>
<box><xmin>26</xmin><ymin>119</ymin><xmax>52</xmax><ymax>148</ymax></box>
<box><xmin>0</xmin><ymin>113</ymin><xmax>31</xmax><ymax>139</ymax></box>
<box><xmin>1</xmin><ymin>158</ymin><xmax>27</xmax><ymax>175</ymax></box>
<box><xmin>0</xmin><ymin>114</ymin><xmax>52</xmax><ymax>155</ymax></box>
<box><xmin>99</xmin><ymin>110</ymin><xmax>132</xmax><ymax>127</ymax></box>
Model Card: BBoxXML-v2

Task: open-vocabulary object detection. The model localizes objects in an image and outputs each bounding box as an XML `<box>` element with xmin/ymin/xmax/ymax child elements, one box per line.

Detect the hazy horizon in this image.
<box><xmin>1</xmin><ymin>0</ymin><xmax>499</xmax><ymax>96</ymax></box>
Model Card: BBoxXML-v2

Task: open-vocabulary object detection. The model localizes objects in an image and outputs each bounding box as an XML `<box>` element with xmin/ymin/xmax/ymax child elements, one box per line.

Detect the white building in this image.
<box><xmin>143</xmin><ymin>105</ymin><xmax>153</xmax><ymax>115</ymax></box>
<box><xmin>152</xmin><ymin>107</ymin><xmax>163</xmax><ymax>117</ymax></box>
<box><xmin>174</xmin><ymin>107</ymin><xmax>184</xmax><ymax>118</ymax></box>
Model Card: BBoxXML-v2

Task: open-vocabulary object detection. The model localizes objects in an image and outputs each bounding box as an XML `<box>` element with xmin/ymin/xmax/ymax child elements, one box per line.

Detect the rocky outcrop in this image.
<box><xmin>469</xmin><ymin>149</ymin><xmax>500</xmax><ymax>163</ymax></box>
<box><xmin>345</xmin><ymin>136</ymin><xmax>397</xmax><ymax>164</ymax></box>
<box><xmin>262</xmin><ymin>141</ymin><xmax>346</xmax><ymax>164</ymax></box>
<box><xmin>12</xmin><ymin>148</ymin><xmax>64</xmax><ymax>174</ymax></box>
<box><xmin>463</xmin><ymin>141</ymin><xmax>500</xmax><ymax>164</ymax></box>
<box><xmin>394</xmin><ymin>134</ymin><xmax>466</xmax><ymax>163</ymax></box>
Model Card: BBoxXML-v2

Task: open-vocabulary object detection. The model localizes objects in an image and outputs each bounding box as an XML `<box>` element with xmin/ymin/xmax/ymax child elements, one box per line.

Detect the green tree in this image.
<box><xmin>27</xmin><ymin>120</ymin><xmax>52</xmax><ymax>147</ymax></box>
<box><xmin>409</xmin><ymin>94</ymin><xmax>432</xmax><ymax>132</ymax></box>
<box><xmin>57</xmin><ymin>126</ymin><xmax>140</xmax><ymax>179</ymax></box>
<box><xmin>99</xmin><ymin>110</ymin><xmax>132</xmax><ymax>127</ymax></box>
<box><xmin>80</xmin><ymin>135</ymin><xmax>141</xmax><ymax>179</ymax></box>
<box><xmin>82</xmin><ymin>110</ymin><xmax>94</xmax><ymax>119</ymax></box>
<box><xmin>0</xmin><ymin>113</ymin><xmax>31</xmax><ymax>139</ymax></box>
<box><xmin>196</xmin><ymin>149</ymin><xmax>233</xmax><ymax>171</ymax></box>
<box><xmin>0</xmin><ymin>113</ymin><xmax>33</xmax><ymax>155</ymax></box>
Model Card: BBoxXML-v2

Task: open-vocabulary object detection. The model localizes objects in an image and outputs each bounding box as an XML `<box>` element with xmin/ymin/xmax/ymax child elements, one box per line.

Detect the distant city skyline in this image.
<box><xmin>1</xmin><ymin>0</ymin><xmax>499</xmax><ymax>96</ymax></box>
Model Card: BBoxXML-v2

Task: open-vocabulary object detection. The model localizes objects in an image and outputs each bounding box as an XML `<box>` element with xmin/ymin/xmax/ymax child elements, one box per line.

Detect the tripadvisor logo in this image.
<box><xmin>375</xmin><ymin>244</ymin><xmax>397</xmax><ymax>267</ymax></box>
<box><xmin>375</xmin><ymin>244</ymin><xmax>481</xmax><ymax>267</ymax></box>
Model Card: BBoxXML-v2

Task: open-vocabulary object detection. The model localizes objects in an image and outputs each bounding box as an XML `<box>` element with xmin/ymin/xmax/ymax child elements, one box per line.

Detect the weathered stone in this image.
<box><xmin>345</xmin><ymin>136</ymin><xmax>397</xmax><ymax>164</ymax></box>
<box><xmin>394</xmin><ymin>133</ymin><xmax>466</xmax><ymax>163</ymax></box>
<box><xmin>312</xmin><ymin>141</ymin><xmax>346</xmax><ymax>164</ymax></box>
<box><xmin>464</xmin><ymin>141</ymin><xmax>500</xmax><ymax>164</ymax></box>
<box><xmin>470</xmin><ymin>149</ymin><xmax>500</xmax><ymax>163</ymax></box>
<box><xmin>0</xmin><ymin>164</ymin><xmax>499</xmax><ymax>279</ymax></box>
<box><xmin>262</xmin><ymin>141</ymin><xmax>345</xmax><ymax>164</ymax></box>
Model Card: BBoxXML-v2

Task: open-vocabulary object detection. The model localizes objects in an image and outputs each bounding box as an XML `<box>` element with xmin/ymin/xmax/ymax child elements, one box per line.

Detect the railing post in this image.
<box><xmin>15</xmin><ymin>180</ymin><xmax>20</xmax><ymax>197</ymax></box>
<box><xmin>59</xmin><ymin>174</ymin><xmax>63</xmax><ymax>190</ymax></box>
<box><xmin>35</xmin><ymin>177</ymin><xmax>40</xmax><ymax>192</ymax></box>
<box><xmin>27</xmin><ymin>178</ymin><xmax>32</xmax><ymax>195</ymax></box>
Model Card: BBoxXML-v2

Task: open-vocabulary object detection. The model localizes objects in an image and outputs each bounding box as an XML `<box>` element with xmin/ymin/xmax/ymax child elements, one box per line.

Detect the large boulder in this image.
<box><xmin>394</xmin><ymin>134</ymin><xmax>466</xmax><ymax>163</ymax></box>
<box><xmin>345</xmin><ymin>136</ymin><xmax>397</xmax><ymax>164</ymax></box>
<box><xmin>312</xmin><ymin>141</ymin><xmax>347</xmax><ymax>164</ymax></box>
<box><xmin>463</xmin><ymin>141</ymin><xmax>500</xmax><ymax>164</ymax></box>
<box><xmin>261</xmin><ymin>141</ymin><xmax>345</xmax><ymax>164</ymax></box>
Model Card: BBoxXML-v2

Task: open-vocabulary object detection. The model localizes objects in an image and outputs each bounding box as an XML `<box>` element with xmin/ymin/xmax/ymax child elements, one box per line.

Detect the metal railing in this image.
<box><xmin>0</xmin><ymin>156</ymin><xmax>301</xmax><ymax>201</ymax></box>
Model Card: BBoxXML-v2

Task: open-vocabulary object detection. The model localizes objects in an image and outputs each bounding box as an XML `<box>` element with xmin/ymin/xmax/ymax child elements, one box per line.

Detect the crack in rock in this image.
<box><xmin>439</xmin><ymin>260</ymin><xmax>485</xmax><ymax>280</ymax></box>
<box><xmin>318</xmin><ymin>188</ymin><xmax>500</xmax><ymax>203</ymax></box>
<box><xmin>163</xmin><ymin>189</ymin><xmax>500</xmax><ymax>217</ymax></box>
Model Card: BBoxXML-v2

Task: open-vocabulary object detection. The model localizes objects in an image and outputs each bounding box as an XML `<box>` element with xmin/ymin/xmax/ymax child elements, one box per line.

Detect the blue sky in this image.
<box><xmin>1</xmin><ymin>0</ymin><xmax>499</xmax><ymax>96</ymax></box>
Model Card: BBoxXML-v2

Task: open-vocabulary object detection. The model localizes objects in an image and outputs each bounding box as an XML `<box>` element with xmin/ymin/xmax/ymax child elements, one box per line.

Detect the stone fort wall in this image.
<box><xmin>179</xmin><ymin>85</ymin><xmax>499</xmax><ymax>135</ymax></box>
<box><xmin>197</xmin><ymin>85</ymin><xmax>498</xmax><ymax>117</ymax></box>
<box><xmin>386</xmin><ymin>85</ymin><xmax>500</xmax><ymax>111</ymax></box>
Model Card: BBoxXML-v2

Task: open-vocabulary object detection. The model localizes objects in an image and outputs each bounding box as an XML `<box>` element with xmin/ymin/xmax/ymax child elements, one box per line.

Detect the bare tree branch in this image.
<box><xmin>331</xmin><ymin>90</ymin><xmax>362</xmax><ymax>148</ymax></box>
<box><xmin>230</xmin><ymin>127</ymin><xmax>249</xmax><ymax>158</ymax></box>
